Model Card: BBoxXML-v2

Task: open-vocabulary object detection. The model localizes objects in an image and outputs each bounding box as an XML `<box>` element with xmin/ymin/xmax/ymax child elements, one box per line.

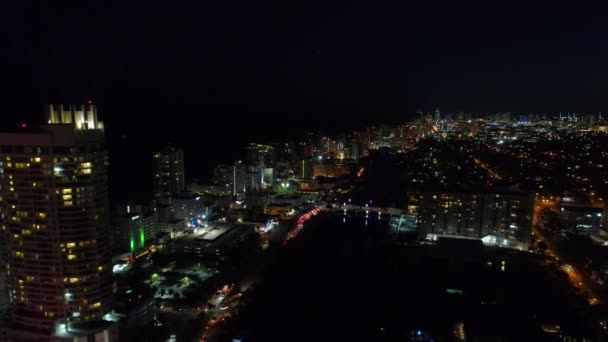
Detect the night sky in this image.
<box><xmin>2</xmin><ymin>1</ymin><xmax>608</xmax><ymax>198</ymax></box>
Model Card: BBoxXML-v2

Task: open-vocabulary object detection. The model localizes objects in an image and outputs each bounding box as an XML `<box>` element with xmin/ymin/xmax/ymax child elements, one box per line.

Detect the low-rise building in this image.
<box><xmin>142</xmin><ymin>210</ymin><xmax>159</xmax><ymax>243</ymax></box>
<box><xmin>265</xmin><ymin>202</ymin><xmax>294</xmax><ymax>219</ymax></box>
<box><xmin>559</xmin><ymin>205</ymin><xmax>603</xmax><ymax>235</ymax></box>
<box><xmin>158</xmin><ymin>219</ymin><xmax>187</xmax><ymax>238</ymax></box>
<box><xmin>157</xmin><ymin>203</ymin><xmax>176</xmax><ymax>222</ymax></box>
<box><xmin>312</xmin><ymin>159</ymin><xmax>353</xmax><ymax>178</ymax></box>
<box><xmin>112</xmin><ymin>213</ymin><xmax>147</xmax><ymax>256</ymax></box>
<box><xmin>171</xmin><ymin>224</ymin><xmax>254</xmax><ymax>261</ymax></box>
<box><xmin>115</xmin><ymin>288</ymin><xmax>156</xmax><ymax>340</ymax></box>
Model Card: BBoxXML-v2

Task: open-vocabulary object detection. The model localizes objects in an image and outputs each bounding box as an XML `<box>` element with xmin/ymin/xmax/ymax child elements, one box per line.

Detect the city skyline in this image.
<box><xmin>3</xmin><ymin>2</ymin><xmax>608</xmax><ymax>341</ymax></box>
<box><xmin>4</xmin><ymin>2</ymin><xmax>608</xmax><ymax>130</ymax></box>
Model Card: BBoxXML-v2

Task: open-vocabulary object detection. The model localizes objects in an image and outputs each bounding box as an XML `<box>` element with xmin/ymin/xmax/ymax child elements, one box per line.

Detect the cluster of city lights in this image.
<box><xmin>284</xmin><ymin>207</ymin><xmax>321</xmax><ymax>243</ymax></box>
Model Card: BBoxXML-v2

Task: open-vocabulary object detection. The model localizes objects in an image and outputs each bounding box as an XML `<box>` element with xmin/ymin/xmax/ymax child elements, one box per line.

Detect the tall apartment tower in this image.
<box><xmin>153</xmin><ymin>146</ymin><xmax>185</xmax><ymax>198</ymax></box>
<box><xmin>0</xmin><ymin>104</ymin><xmax>118</xmax><ymax>341</ymax></box>
<box><xmin>232</xmin><ymin>160</ymin><xmax>246</xmax><ymax>197</ymax></box>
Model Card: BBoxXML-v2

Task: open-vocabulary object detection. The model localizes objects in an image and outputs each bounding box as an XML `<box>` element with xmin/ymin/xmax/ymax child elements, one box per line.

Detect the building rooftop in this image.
<box><xmin>177</xmin><ymin>223</ymin><xmax>234</xmax><ymax>243</ymax></box>
<box><xmin>196</xmin><ymin>224</ymin><xmax>233</xmax><ymax>241</ymax></box>
<box><xmin>53</xmin><ymin>319</ymin><xmax>118</xmax><ymax>339</ymax></box>
<box><xmin>275</xmin><ymin>195</ymin><xmax>302</xmax><ymax>200</ymax></box>
<box><xmin>267</xmin><ymin>202</ymin><xmax>291</xmax><ymax>207</ymax></box>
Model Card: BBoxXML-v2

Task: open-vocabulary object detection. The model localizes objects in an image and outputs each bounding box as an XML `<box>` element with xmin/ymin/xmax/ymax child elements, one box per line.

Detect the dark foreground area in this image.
<box><xmin>219</xmin><ymin>213</ymin><xmax>604</xmax><ymax>342</ymax></box>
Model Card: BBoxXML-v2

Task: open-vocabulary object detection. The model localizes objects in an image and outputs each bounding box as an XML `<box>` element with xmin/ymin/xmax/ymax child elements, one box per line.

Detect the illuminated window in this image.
<box><xmin>62</xmin><ymin>195</ymin><xmax>72</xmax><ymax>200</ymax></box>
<box><xmin>79</xmin><ymin>162</ymin><xmax>92</xmax><ymax>174</ymax></box>
<box><xmin>37</xmin><ymin>212</ymin><xmax>46</xmax><ymax>219</ymax></box>
<box><xmin>14</xmin><ymin>251</ymin><xmax>23</xmax><ymax>257</ymax></box>
<box><xmin>69</xmin><ymin>277</ymin><xmax>79</xmax><ymax>283</ymax></box>
<box><xmin>64</xmin><ymin>201</ymin><xmax>73</xmax><ymax>207</ymax></box>
<box><xmin>90</xmin><ymin>302</ymin><xmax>101</xmax><ymax>309</ymax></box>
<box><xmin>97</xmin><ymin>266</ymin><xmax>103</xmax><ymax>272</ymax></box>
<box><xmin>67</xmin><ymin>254</ymin><xmax>77</xmax><ymax>260</ymax></box>
<box><xmin>33</xmin><ymin>157</ymin><xmax>41</xmax><ymax>163</ymax></box>
<box><xmin>66</xmin><ymin>242</ymin><xmax>76</xmax><ymax>248</ymax></box>
<box><xmin>62</xmin><ymin>188</ymin><xmax>72</xmax><ymax>194</ymax></box>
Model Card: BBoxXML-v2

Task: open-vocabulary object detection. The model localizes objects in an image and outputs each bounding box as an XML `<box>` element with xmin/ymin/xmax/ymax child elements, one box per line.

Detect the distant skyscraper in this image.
<box><xmin>298</xmin><ymin>158</ymin><xmax>313</xmax><ymax>179</ymax></box>
<box><xmin>0</xmin><ymin>104</ymin><xmax>118</xmax><ymax>341</ymax></box>
<box><xmin>211</xmin><ymin>164</ymin><xmax>232</xmax><ymax>186</ymax></box>
<box><xmin>153</xmin><ymin>146</ymin><xmax>185</xmax><ymax>198</ymax></box>
<box><xmin>434</xmin><ymin>108</ymin><xmax>441</xmax><ymax>121</ymax></box>
<box><xmin>232</xmin><ymin>160</ymin><xmax>246</xmax><ymax>197</ymax></box>
<box><xmin>245</xmin><ymin>143</ymin><xmax>275</xmax><ymax>167</ymax></box>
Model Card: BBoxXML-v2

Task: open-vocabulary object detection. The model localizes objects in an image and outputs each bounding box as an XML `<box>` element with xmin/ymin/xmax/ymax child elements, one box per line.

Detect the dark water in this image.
<box><xmin>230</xmin><ymin>212</ymin><xmax>599</xmax><ymax>342</ymax></box>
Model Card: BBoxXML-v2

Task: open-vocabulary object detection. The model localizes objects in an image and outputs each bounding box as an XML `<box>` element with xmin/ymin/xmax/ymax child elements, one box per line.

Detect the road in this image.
<box><xmin>198</xmin><ymin>287</ymin><xmax>241</xmax><ymax>342</ymax></box>
<box><xmin>194</xmin><ymin>207</ymin><xmax>322</xmax><ymax>342</ymax></box>
<box><xmin>533</xmin><ymin>227</ymin><xmax>600</xmax><ymax>305</ymax></box>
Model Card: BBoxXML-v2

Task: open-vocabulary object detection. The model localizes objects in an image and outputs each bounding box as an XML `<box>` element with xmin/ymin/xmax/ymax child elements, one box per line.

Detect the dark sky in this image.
<box><xmin>2</xmin><ymin>1</ymin><xmax>608</xmax><ymax>197</ymax></box>
<box><xmin>4</xmin><ymin>2</ymin><xmax>608</xmax><ymax>121</ymax></box>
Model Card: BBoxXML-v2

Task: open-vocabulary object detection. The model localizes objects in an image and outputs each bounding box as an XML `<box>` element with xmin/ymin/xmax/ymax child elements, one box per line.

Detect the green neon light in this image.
<box><xmin>446</xmin><ymin>288</ymin><xmax>463</xmax><ymax>295</ymax></box>
<box><xmin>130</xmin><ymin>237</ymin><xmax>134</xmax><ymax>252</ymax></box>
<box><xmin>139</xmin><ymin>229</ymin><xmax>145</xmax><ymax>247</ymax></box>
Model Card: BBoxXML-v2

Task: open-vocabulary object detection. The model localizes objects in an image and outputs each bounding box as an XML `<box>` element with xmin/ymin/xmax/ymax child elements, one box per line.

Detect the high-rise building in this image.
<box><xmin>245</xmin><ymin>143</ymin><xmax>275</xmax><ymax>167</ymax></box>
<box><xmin>416</xmin><ymin>191</ymin><xmax>533</xmax><ymax>250</ymax></box>
<box><xmin>298</xmin><ymin>158</ymin><xmax>313</xmax><ymax>179</ymax></box>
<box><xmin>212</xmin><ymin>164</ymin><xmax>232</xmax><ymax>186</ymax></box>
<box><xmin>153</xmin><ymin>146</ymin><xmax>185</xmax><ymax>198</ymax></box>
<box><xmin>232</xmin><ymin>161</ymin><xmax>246</xmax><ymax>197</ymax></box>
<box><xmin>0</xmin><ymin>104</ymin><xmax>118</xmax><ymax>341</ymax></box>
<box><xmin>245</xmin><ymin>171</ymin><xmax>262</xmax><ymax>192</ymax></box>
<box><xmin>417</xmin><ymin>192</ymin><xmax>482</xmax><ymax>239</ymax></box>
